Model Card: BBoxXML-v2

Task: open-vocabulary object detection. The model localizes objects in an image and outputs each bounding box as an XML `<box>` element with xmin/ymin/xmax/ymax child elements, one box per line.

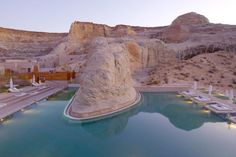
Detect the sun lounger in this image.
<box><xmin>0</xmin><ymin>103</ymin><xmax>7</xmax><ymax>108</ymax></box>
<box><xmin>211</xmin><ymin>104</ymin><xmax>231</xmax><ymax>111</ymax></box>
<box><xmin>38</xmin><ymin>86</ymin><xmax>47</xmax><ymax>90</ymax></box>
<box><xmin>8</xmin><ymin>87</ymin><xmax>21</xmax><ymax>93</ymax></box>
<box><xmin>32</xmin><ymin>82</ymin><xmax>41</xmax><ymax>86</ymax></box>
<box><xmin>205</xmin><ymin>102</ymin><xmax>235</xmax><ymax>113</ymax></box>
<box><xmin>29</xmin><ymin>91</ymin><xmax>39</xmax><ymax>95</ymax></box>
<box><xmin>228</xmin><ymin>116</ymin><xmax>236</xmax><ymax>124</ymax></box>
<box><xmin>14</xmin><ymin>93</ymin><xmax>27</xmax><ymax>97</ymax></box>
<box><xmin>180</xmin><ymin>90</ymin><xmax>196</xmax><ymax>97</ymax></box>
<box><xmin>192</xmin><ymin>95</ymin><xmax>211</xmax><ymax>103</ymax></box>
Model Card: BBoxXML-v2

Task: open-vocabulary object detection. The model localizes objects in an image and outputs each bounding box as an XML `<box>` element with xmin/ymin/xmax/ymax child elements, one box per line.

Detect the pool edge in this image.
<box><xmin>63</xmin><ymin>91</ymin><xmax>142</xmax><ymax>123</ymax></box>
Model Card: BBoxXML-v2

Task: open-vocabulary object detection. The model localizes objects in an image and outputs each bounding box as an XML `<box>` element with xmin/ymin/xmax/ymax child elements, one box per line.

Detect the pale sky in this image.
<box><xmin>0</xmin><ymin>0</ymin><xmax>235</xmax><ymax>32</ymax></box>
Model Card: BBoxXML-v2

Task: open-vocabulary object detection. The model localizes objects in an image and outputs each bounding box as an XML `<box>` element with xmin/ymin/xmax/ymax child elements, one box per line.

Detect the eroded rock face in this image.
<box><xmin>68</xmin><ymin>22</ymin><xmax>137</xmax><ymax>41</ymax></box>
<box><xmin>68</xmin><ymin>22</ymin><xmax>108</xmax><ymax>43</ymax></box>
<box><xmin>70</xmin><ymin>38</ymin><xmax>137</xmax><ymax>116</ymax></box>
<box><xmin>125</xmin><ymin>39</ymin><xmax>173</xmax><ymax>71</ymax></box>
<box><xmin>0</xmin><ymin>27</ymin><xmax>67</xmax><ymax>57</ymax></box>
<box><xmin>111</xmin><ymin>25</ymin><xmax>136</xmax><ymax>37</ymax></box>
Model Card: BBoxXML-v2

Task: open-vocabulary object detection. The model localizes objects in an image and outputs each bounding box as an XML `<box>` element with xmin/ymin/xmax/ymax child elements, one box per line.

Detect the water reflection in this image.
<box><xmin>79</xmin><ymin>92</ymin><xmax>223</xmax><ymax>138</ymax></box>
<box><xmin>80</xmin><ymin>100</ymin><xmax>142</xmax><ymax>139</ymax></box>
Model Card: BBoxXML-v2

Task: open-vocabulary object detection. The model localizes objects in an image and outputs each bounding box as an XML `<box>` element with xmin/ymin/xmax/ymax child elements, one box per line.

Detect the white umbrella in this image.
<box><xmin>208</xmin><ymin>85</ymin><xmax>213</xmax><ymax>95</ymax></box>
<box><xmin>10</xmin><ymin>77</ymin><xmax>14</xmax><ymax>89</ymax></box>
<box><xmin>32</xmin><ymin>75</ymin><xmax>36</xmax><ymax>83</ymax></box>
<box><xmin>225</xmin><ymin>90</ymin><xmax>229</xmax><ymax>97</ymax></box>
<box><xmin>193</xmin><ymin>81</ymin><xmax>197</xmax><ymax>90</ymax></box>
<box><xmin>229</xmin><ymin>89</ymin><xmax>234</xmax><ymax>101</ymax></box>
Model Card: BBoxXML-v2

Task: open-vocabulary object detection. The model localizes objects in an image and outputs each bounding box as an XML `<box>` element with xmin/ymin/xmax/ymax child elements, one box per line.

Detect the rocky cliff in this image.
<box><xmin>68</xmin><ymin>22</ymin><xmax>137</xmax><ymax>43</ymax></box>
<box><xmin>0</xmin><ymin>27</ymin><xmax>67</xmax><ymax>57</ymax></box>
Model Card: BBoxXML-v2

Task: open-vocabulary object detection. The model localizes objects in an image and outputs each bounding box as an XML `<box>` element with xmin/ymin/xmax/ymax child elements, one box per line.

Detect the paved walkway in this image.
<box><xmin>0</xmin><ymin>81</ymin><xmax>67</xmax><ymax>119</ymax></box>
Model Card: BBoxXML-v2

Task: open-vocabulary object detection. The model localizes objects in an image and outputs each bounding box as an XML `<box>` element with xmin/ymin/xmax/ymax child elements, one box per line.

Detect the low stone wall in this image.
<box><xmin>135</xmin><ymin>85</ymin><xmax>191</xmax><ymax>92</ymax></box>
<box><xmin>64</xmin><ymin>91</ymin><xmax>141</xmax><ymax>122</ymax></box>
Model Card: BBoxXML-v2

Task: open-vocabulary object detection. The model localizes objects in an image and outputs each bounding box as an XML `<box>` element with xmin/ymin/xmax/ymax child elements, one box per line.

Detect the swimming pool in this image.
<box><xmin>0</xmin><ymin>91</ymin><xmax>235</xmax><ymax>157</ymax></box>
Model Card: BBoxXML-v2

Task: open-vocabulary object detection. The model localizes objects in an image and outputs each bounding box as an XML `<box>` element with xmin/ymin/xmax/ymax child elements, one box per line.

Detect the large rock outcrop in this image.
<box><xmin>171</xmin><ymin>12</ymin><xmax>209</xmax><ymax>26</ymax></box>
<box><xmin>162</xmin><ymin>12</ymin><xmax>210</xmax><ymax>43</ymax></box>
<box><xmin>68</xmin><ymin>38</ymin><xmax>139</xmax><ymax>118</ymax></box>
<box><xmin>66</xmin><ymin>22</ymin><xmax>137</xmax><ymax>55</ymax></box>
<box><xmin>68</xmin><ymin>22</ymin><xmax>107</xmax><ymax>43</ymax></box>
<box><xmin>68</xmin><ymin>22</ymin><xmax>137</xmax><ymax>42</ymax></box>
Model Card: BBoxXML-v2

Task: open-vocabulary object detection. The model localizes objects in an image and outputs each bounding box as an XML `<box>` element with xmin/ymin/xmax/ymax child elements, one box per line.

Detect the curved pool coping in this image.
<box><xmin>63</xmin><ymin>91</ymin><xmax>142</xmax><ymax>123</ymax></box>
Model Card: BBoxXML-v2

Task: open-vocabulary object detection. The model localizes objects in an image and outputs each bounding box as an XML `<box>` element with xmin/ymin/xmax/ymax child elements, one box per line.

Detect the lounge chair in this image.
<box><xmin>180</xmin><ymin>90</ymin><xmax>196</xmax><ymax>97</ymax></box>
<box><xmin>29</xmin><ymin>91</ymin><xmax>39</xmax><ymax>95</ymax></box>
<box><xmin>228</xmin><ymin>116</ymin><xmax>236</xmax><ymax>124</ymax></box>
<box><xmin>38</xmin><ymin>85</ymin><xmax>47</xmax><ymax>90</ymax></box>
<box><xmin>32</xmin><ymin>82</ymin><xmax>41</xmax><ymax>86</ymax></box>
<box><xmin>0</xmin><ymin>103</ymin><xmax>7</xmax><ymax>108</ymax></box>
<box><xmin>206</xmin><ymin>102</ymin><xmax>234</xmax><ymax>112</ymax></box>
<box><xmin>8</xmin><ymin>87</ymin><xmax>21</xmax><ymax>93</ymax></box>
<box><xmin>14</xmin><ymin>93</ymin><xmax>27</xmax><ymax>97</ymax></box>
<box><xmin>192</xmin><ymin>95</ymin><xmax>211</xmax><ymax>103</ymax></box>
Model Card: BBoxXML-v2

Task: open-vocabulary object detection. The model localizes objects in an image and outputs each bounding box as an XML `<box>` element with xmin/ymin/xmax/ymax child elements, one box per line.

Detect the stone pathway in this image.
<box><xmin>0</xmin><ymin>82</ymin><xmax>67</xmax><ymax>120</ymax></box>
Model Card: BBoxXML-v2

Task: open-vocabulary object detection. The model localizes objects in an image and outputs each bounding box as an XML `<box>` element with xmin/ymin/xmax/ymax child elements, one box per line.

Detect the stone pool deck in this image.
<box><xmin>190</xmin><ymin>90</ymin><xmax>236</xmax><ymax>111</ymax></box>
<box><xmin>0</xmin><ymin>81</ymin><xmax>67</xmax><ymax>120</ymax></box>
<box><xmin>135</xmin><ymin>84</ymin><xmax>191</xmax><ymax>92</ymax></box>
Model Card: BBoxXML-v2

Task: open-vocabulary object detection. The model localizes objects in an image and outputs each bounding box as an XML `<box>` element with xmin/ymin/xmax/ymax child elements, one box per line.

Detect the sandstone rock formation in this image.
<box><xmin>68</xmin><ymin>22</ymin><xmax>107</xmax><ymax>43</ymax></box>
<box><xmin>68</xmin><ymin>38</ymin><xmax>139</xmax><ymax>118</ymax></box>
<box><xmin>171</xmin><ymin>12</ymin><xmax>209</xmax><ymax>26</ymax></box>
<box><xmin>0</xmin><ymin>27</ymin><xmax>67</xmax><ymax>57</ymax></box>
<box><xmin>125</xmin><ymin>39</ymin><xmax>173</xmax><ymax>72</ymax></box>
<box><xmin>162</xmin><ymin>12</ymin><xmax>210</xmax><ymax>43</ymax></box>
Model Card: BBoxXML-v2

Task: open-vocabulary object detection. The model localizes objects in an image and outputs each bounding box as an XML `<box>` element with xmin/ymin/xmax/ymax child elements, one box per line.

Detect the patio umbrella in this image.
<box><xmin>32</xmin><ymin>75</ymin><xmax>36</xmax><ymax>83</ymax></box>
<box><xmin>208</xmin><ymin>85</ymin><xmax>213</xmax><ymax>95</ymax></box>
<box><xmin>229</xmin><ymin>89</ymin><xmax>234</xmax><ymax>101</ymax></box>
<box><xmin>193</xmin><ymin>81</ymin><xmax>197</xmax><ymax>90</ymax></box>
<box><xmin>10</xmin><ymin>77</ymin><xmax>14</xmax><ymax>89</ymax></box>
<box><xmin>225</xmin><ymin>90</ymin><xmax>229</xmax><ymax>97</ymax></box>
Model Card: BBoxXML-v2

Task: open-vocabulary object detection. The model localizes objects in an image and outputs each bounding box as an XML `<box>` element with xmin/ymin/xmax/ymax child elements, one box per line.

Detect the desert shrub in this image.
<box><xmin>180</xmin><ymin>73</ymin><xmax>189</xmax><ymax>78</ymax></box>
<box><xmin>208</xmin><ymin>70</ymin><xmax>213</xmax><ymax>73</ymax></box>
<box><xmin>174</xmin><ymin>66</ymin><xmax>182</xmax><ymax>70</ymax></box>
<box><xmin>164</xmin><ymin>77</ymin><xmax>168</xmax><ymax>84</ymax></box>
<box><xmin>146</xmin><ymin>80</ymin><xmax>160</xmax><ymax>85</ymax></box>
<box><xmin>232</xmin><ymin>79</ymin><xmax>236</xmax><ymax>84</ymax></box>
<box><xmin>192</xmin><ymin>77</ymin><xmax>199</xmax><ymax>81</ymax></box>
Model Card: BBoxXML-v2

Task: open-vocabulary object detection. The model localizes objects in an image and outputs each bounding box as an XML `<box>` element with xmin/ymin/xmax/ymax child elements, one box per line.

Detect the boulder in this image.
<box><xmin>163</xmin><ymin>12</ymin><xmax>209</xmax><ymax>43</ymax></box>
<box><xmin>171</xmin><ymin>12</ymin><xmax>209</xmax><ymax>26</ymax></box>
<box><xmin>69</xmin><ymin>38</ymin><xmax>139</xmax><ymax>118</ymax></box>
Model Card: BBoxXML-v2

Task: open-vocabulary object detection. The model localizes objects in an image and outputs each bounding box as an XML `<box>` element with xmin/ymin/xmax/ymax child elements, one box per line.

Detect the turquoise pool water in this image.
<box><xmin>0</xmin><ymin>92</ymin><xmax>236</xmax><ymax>157</ymax></box>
